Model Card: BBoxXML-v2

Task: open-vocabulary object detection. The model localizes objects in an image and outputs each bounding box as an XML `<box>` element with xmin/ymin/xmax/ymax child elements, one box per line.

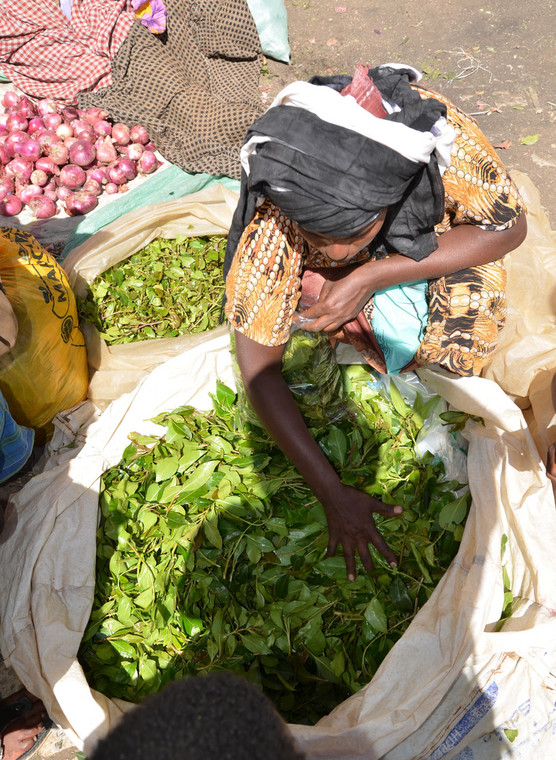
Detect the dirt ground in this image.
<box><xmin>266</xmin><ymin>0</ymin><xmax>556</xmax><ymax>224</ymax></box>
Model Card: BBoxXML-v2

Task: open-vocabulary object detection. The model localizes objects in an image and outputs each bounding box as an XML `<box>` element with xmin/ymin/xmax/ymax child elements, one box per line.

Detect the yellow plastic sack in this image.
<box><xmin>0</xmin><ymin>228</ymin><xmax>88</xmax><ymax>441</ymax></box>
<box><xmin>62</xmin><ymin>184</ymin><xmax>239</xmax><ymax>407</ymax></box>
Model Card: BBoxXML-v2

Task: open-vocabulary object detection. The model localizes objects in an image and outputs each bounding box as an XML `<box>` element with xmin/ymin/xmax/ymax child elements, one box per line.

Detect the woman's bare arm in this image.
<box><xmin>299</xmin><ymin>215</ymin><xmax>528</xmax><ymax>333</ymax></box>
<box><xmin>234</xmin><ymin>329</ymin><xmax>402</xmax><ymax>579</ymax></box>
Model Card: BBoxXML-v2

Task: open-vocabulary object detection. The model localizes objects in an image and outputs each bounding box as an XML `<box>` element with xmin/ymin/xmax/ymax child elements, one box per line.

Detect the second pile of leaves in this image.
<box><xmin>79</xmin><ymin>331</ymin><xmax>471</xmax><ymax>724</ymax></box>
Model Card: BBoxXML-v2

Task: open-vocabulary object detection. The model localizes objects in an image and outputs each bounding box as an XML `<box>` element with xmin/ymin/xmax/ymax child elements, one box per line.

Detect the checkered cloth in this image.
<box><xmin>80</xmin><ymin>0</ymin><xmax>264</xmax><ymax>179</ymax></box>
<box><xmin>0</xmin><ymin>0</ymin><xmax>136</xmax><ymax>104</ymax></box>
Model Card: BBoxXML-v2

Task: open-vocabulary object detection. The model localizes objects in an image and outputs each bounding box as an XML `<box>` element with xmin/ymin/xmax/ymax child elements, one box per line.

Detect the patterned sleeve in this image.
<box><xmin>421</xmin><ymin>89</ymin><xmax>525</xmax><ymax>234</ymax></box>
<box><xmin>224</xmin><ymin>201</ymin><xmax>306</xmax><ymax>347</ymax></box>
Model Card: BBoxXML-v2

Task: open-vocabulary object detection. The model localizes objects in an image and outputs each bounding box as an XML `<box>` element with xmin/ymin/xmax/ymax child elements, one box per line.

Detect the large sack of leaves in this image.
<box><xmin>0</xmin><ymin>228</ymin><xmax>88</xmax><ymax>441</ymax></box>
<box><xmin>0</xmin><ymin>173</ymin><xmax>555</xmax><ymax>758</ymax></box>
<box><xmin>63</xmin><ymin>184</ymin><xmax>238</xmax><ymax>407</ymax></box>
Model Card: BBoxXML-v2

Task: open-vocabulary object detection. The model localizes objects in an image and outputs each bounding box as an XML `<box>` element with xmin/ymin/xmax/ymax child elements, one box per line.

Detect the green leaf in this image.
<box><xmin>504</xmin><ymin>728</ymin><xmax>518</xmax><ymax>742</ymax></box>
<box><xmin>520</xmin><ymin>134</ymin><xmax>540</xmax><ymax>145</ymax></box>
<box><xmin>438</xmin><ymin>493</ymin><xmax>469</xmax><ymax>529</ymax></box>
<box><xmin>181</xmin><ymin>460</ymin><xmax>219</xmax><ymax>494</ymax></box>
<box><xmin>203</xmin><ymin>511</ymin><xmax>222</xmax><ymax>549</ymax></box>
<box><xmin>390</xmin><ymin>576</ymin><xmax>413</xmax><ymax>611</ymax></box>
<box><xmin>389</xmin><ymin>381</ymin><xmax>409</xmax><ymax>418</ymax></box>
<box><xmin>154</xmin><ymin>456</ymin><xmax>179</xmax><ymax>482</ymax></box>
<box><xmin>364</xmin><ymin>598</ymin><xmax>388</xmax><ymax>633</ymax></box>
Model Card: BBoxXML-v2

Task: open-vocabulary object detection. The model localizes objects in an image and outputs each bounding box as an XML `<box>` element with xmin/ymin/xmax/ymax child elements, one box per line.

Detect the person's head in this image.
<box><xmin>224</xmin><ymin>65</ymin><xmax>454</xmax><ymax>279</ymax></box>
<box><xmin>297</xmin><ymin>208</ymin><xmax>388</xmax><ymax>261</ymax></box>
<box><xmin>90</xmin><ymin>672</ymin><xmax>306</xmax><ymax>760</ymax></box>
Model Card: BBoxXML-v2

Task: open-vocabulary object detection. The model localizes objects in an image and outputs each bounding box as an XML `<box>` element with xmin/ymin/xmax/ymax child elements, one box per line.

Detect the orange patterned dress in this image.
<box><xmin>225</xmin><ymin>87</ymin><xmax>524</xmax><ymax>376</ymax></box>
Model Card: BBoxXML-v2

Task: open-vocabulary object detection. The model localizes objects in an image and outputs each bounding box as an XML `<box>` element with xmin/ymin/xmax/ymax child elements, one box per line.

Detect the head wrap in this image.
<box><xmin>224</xmin><ymin>65</ymin><xmax>455</xmax><ymax>278</ymax></box>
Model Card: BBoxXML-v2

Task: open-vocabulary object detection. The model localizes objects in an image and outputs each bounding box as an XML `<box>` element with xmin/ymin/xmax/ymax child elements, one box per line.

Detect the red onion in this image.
<box><xmin>0</xmin><ymin>178</ymin><xmax>14</xmax><ymax>201</ymax></box>
<box><xmin>16</xmin><ymin>137</ymin><xmax>41</xmax><ymax>162</ymax></box>
<box><xmin>17</xmin><ymin>97</ymin><xmax>36</xmax><ymax>120</ymax></box>
<box><xmin>88</xmin><ymin>166</ymin><xmax>107</xmax><ymax>184</ymax></box>
<box><xmin>138</xmin><ymin>150</ymin><xmax>158</xmax><ymax>174</ymax></box>
<box><xmin>44</xmin><ymin>187</ymin><xmax>58</xmax><ymax>202</ymax></box>
<box><xmin>111</xmin><ymin>123</ymin><xmax>130</xmax><ymax>145</ymax></box>
<box><xmin>105</xmin><ymin>182</ymin><xmax>118</xmax><ymax>194</ymax></box>
<box><xmin>56</xmin><ymin>185</ymin><xmax>72</xmax><ymax>201</ymax></box>
<box><xmin>107</xmin><ymin>163</ymin><xmax>126</xmax><ymax>185</ymax></box>
<box><xmin>68</xmin><ymin>139</ymin><xmax>96</xmax><ymax>167</ymax></box>
<box><xmin>19</xmin><ymin>184</ymin><xmax>43</xmax><ymax>205</ymax></box>
<box><xmin>144</xmin><ymin>141</ymin><xmax>156</xmax><ymax>152</ymax></box>
<box><xmin>48</xmin><ymin>142</ymin><xmax>70</xmax><ymax>166</ymax></box>
<box><xmin>64</xmin><ymin>137</ymin><xmax>78</xmax><ymax>149</ymax></box>
<box><xmin>0</xmin><ymin>145</ymin><xmax>10</xmax><ymax>165</ymax></box>
<box><xmin>0</xmin><ymin>195</ymin><xmax>22</xmax><ymax>216</ymax></box>
<box><xmin>5</xmin><ymin>130</ymin><xmax>29</xmax><ymax>157</ymax></box>
<box><xmin>30</xmin><ymin>169</ymin><xmax>48</xmax><ymax>187</ymax></box>
<box><xmin>83</xmin><ymin>178</ymin><xmax>102</xmax><ymax>196</ymax></box>
<box><xmin>35</xmin><ymin>157</ymin><xmax>59</xmax><ymax>175</ymax></box>
<box><xmin>72</xmin><ymin>119</ymin><xmax>95</xmax><ymax>141</ymax></box>
<box><xmin>37</xmin><ymin>131</ymin><xmax>60</xmax><ymax>151</ymax></box>
<box><xmin>2</xmin><ymin>91</ymin><xmax>20</xmax><ymax>109</ymax></box>
<box><xmin>5</xmin><ymin>158</ymin><xmax>33</xmax><ymax>183</ymax></box>
<box><xmin>113</xmin><ymin>157</ymin><xmax>137</xmax><ymax>182</ymax></box>
<box><xmin>130</xmin><ymin>124</ymin><xmax>149</xmax><ymax>144</ymax></box>
<box><xmin>43</xmin><ymin>112</ymin><xmax>63</xmax><ymax>131</ymax></box>
<box><xmin>93</xmin><ymin>119</ymin><xmax>112</xmax><ymax>137</ymax></box>
<box><xmin>61</xmin><ymin>106</ymin><xmax>79</xmax><ymax>122</ymax></box>
<box><xmin>64</xmin><ymin>191</ymin><xmax>98</xmax><ymax>215</ymax></box>
<box><xmin>126</xmin><ymin>142</ymin><xmax>144</xmax><ymax>161</ymax></box>
<box><xmin>36</xmin><ymin>98</ymin><xmax>58</xmax><ymax>117</ymax></box>
<box><xmin>59</xmin><ymin>164</ymin><xmax>86</xmax><ymax>189</ymax></box>
<box><xmin>83</xmin><ymin>107</ymin><xmax>109</xmax><ymax>124</ymax></box>
<box><xmin>6</xmin><ymin>113</ymin><xmax>28</xmax><ymax>132</ymax></box>
<box><xmin>95</xmin><ymin>136</ymin><xmax>117</xmax><ymax>164</ymax></box>
<box><xmin>29</xmin><ymin>196</ymin><xmax>57</xmax><ymax>219</ymax></box>
<box><xmin>28</xmin><ymin>117</ymin><xmax>46</xmax><ymax>135</ymax></box>
<box><xmin>56</xmin><ymin>122</ymin><xmax>74</xmax><ymax>141</ymax></box>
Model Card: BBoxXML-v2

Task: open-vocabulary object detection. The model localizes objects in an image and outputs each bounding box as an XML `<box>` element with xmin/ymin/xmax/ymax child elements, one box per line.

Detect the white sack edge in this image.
<box><xmin>0</xmin><ymin>329</ymin><xmax>555</xmax><ymax>758</ymax></box>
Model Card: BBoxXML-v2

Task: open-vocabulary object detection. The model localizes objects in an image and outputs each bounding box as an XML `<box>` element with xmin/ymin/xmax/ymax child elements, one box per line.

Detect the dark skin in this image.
<box><xmin>235</xmin><ymin>212</ymin><xmax>528</xmax><ymax>580</ymax></box>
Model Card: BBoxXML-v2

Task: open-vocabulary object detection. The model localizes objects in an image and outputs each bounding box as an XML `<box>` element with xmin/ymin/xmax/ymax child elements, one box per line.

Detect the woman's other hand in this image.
<box><xmin>294</xmin><ymin>264</ymin><xmax>377</xmax><ymax>333</ymax></box>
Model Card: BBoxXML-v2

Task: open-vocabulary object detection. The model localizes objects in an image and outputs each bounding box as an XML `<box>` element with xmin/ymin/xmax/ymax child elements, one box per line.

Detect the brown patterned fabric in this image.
<box><xmin>225</xmin><ymin>88</ymin><xmax>525</xmax><ymax>376</ymax></box>
<box><xmin>79</xmin><ymin>0</ymin><xmax>264</xmax><ymax>179</ymax></box>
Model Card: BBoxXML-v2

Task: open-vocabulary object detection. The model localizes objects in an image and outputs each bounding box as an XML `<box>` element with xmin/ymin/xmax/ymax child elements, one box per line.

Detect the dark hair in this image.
<box><xmin>90</xmin><ymin>672</ymin><xmax>306</xmax><ymax>760</ymax></box>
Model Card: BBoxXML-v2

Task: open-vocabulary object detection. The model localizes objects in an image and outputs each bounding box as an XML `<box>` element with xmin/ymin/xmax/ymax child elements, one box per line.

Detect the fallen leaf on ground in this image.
<box><xmin>308</xmin><ymin>37</ymin><xmax>315</xmax><ymax>44</ymax></box>
<box><xmin>494</xmin><ymin>139</ymin><xmax>512</xmax><ymax>149</ymax></box>
<box><xmin>334</xmin><ymin>6</ymin><xmax>347</xmax><ymax>11</ymax></box>
<box><xmin>326</xmin><ymin>37</ymin><xmax>338</xmax><ymax>46</ymax></box>
<box><xmin>520</xmin><ymin>134</ymin><xmax>540</xmax><ymax>145</ymax></box>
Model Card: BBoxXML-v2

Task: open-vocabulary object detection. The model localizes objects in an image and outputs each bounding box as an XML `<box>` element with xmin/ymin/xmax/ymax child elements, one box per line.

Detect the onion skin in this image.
<box><xmin>68</xmin><ymin>139</ymin><xmax>96</xmax><ymax>167</ymax></box>
<box><xmin>29</xmin><ymin>196</ymin><xmax>57</xmax><ymax>219</ymax></box>
<box><xmin>64</xmin><ymin>191</ymin><xmax>98</xmax><ymax>216</ymax></box>
<box><xmin>138</xmin><ymin>150</ymin><xmax>158</xmax><ymax>174</ymax></box>
<box><xmin>59</xmin><ymin>164</ymin><xmax>87</xmax><ymax>190</ymax></box>
<box><xmin>112</xmin><ymin>123</ymin><xmax>130</xmax><ymax>145</ymax></box>
<box><xmin>0</xmin><ymin>195</ymin><xmax>23</xmax><ymax>216</ymax></box>
<box><xmin>130</xmin><ymin>124</ymin><xmax>149</xmax><ymax>144</ymax></box>
<box><xmin>48</xmin><ymin>142</ymin><xmax>70</xmax><ymax>166</ymax></box>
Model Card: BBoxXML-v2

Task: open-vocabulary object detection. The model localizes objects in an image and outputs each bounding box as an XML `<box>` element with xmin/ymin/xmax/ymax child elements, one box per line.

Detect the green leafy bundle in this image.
<box><xmin>79</xmin><ymin>335</ymin><xmax>470</xmax><ymax>724</ymax></box>
<box><xmin>77</xmin><ymin>235</ymin><xmax>226</xmax><ymax>344</ymax></box>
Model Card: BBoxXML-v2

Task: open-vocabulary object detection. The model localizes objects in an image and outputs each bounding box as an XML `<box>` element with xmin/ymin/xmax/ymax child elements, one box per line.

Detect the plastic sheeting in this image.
<box><xmin>0</xmin><ymin>172</ymin><xmax>555</xmax><ymax>759</ymax></box>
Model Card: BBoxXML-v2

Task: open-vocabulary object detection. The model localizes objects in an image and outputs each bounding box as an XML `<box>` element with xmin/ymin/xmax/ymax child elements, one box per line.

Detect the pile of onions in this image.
<box><xmin>0</xmin><ymin>91</ymin><xmax>160</xmax><ymax>218</ymax></box>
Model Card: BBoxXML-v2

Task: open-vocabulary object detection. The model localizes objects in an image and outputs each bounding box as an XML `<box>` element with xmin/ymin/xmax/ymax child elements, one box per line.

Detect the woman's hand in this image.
<box><xmin>295</xmin><ymin>263</ymin><xmax>377</xmax><ymax>333</ymax></box>
<box><xmin>321</xmin><ymin>483</ymin><xmax>402</xmax><ymax>580</ymax></box>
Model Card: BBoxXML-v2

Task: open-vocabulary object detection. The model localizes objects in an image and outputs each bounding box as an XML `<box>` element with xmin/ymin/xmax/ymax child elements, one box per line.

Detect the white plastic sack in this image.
<box><xmin>0</xmin><ymin>334</ymin><xmax>555</xmax><ymax>758</ymax></box>
<box><xmin>62</xmin><ymin>183</ymin><xmax>239</xmax><ymax>407</ymax></box>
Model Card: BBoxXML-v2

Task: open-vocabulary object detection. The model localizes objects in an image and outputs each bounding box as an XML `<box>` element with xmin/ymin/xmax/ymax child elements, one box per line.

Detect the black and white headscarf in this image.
<box><xmin>224</xmin><ymin>65</ymin><xmax>455</xmax><ymax>277</ymax></box>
